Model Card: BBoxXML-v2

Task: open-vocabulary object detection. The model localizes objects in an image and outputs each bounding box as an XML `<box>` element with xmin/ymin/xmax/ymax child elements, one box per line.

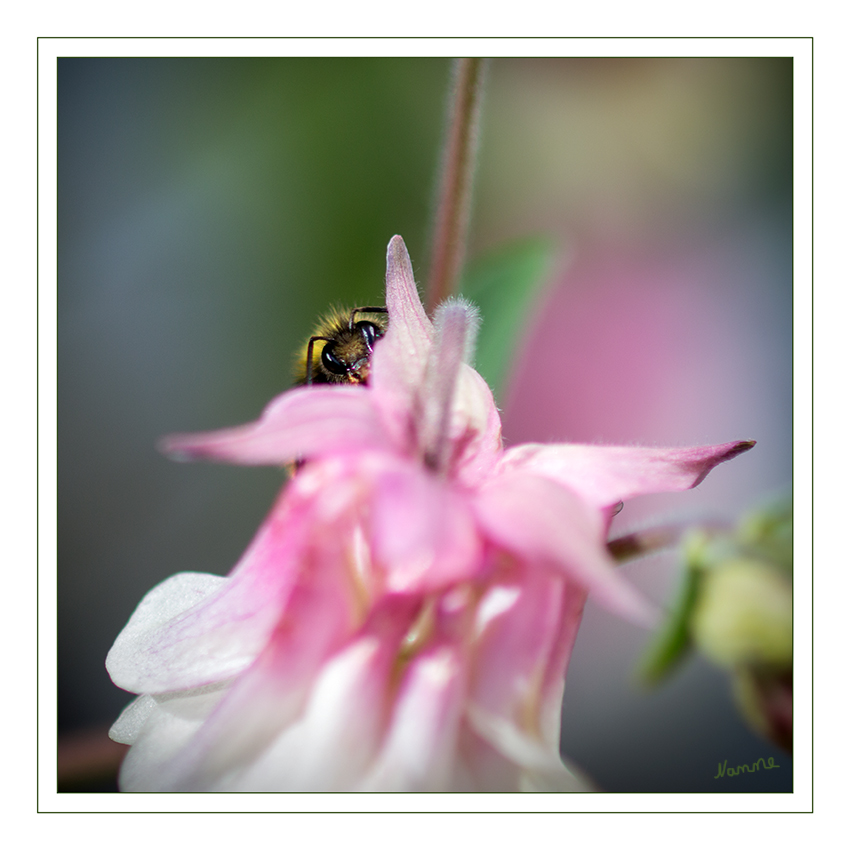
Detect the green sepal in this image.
<box><xmin>636</xmin><ymin>530</ymin><xmax>710</xmax><ymax>686</ymax></box>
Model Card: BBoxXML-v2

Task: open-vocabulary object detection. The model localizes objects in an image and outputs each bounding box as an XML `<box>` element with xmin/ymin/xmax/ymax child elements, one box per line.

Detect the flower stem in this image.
<box><xmin>425</xmin><ymin>58</ymin><xmax>488</xmax><ymax>315</ymax></box>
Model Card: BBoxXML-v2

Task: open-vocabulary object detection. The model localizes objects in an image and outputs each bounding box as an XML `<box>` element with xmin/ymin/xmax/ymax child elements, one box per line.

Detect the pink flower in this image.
<box><xmin>106</xmin><ymin>236</ymin><xmax>754</xmax><ymax>791</ymax></box>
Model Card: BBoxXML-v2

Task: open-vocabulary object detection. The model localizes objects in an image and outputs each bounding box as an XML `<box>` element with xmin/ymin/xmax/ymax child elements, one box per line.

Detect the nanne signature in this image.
<box><xmin>714</xmin><ymin>757</ymin><xmax>780</xmax><ymax>779</ymax></box>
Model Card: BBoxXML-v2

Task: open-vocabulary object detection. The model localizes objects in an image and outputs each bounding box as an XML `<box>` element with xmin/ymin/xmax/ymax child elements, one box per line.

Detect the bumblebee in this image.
<box><xmin>294</xmin><ymin>306</ymin><xmax>388</xmax><ymax>386</ymax></box>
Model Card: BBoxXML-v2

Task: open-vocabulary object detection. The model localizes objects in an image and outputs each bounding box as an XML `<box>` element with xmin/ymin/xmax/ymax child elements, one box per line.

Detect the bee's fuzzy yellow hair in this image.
<box><xmin>292</xmin><ymin>305</ymin><xmax>351</xmax><ymax>385</ymax></box>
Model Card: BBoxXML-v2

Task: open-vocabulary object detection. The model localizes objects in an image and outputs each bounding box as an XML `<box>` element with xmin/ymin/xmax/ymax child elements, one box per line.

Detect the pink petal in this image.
<box><xmin>232</xmin><ymin>639</ymin><xmax>391</xmax><ymax>791</ymax></box>
<box><xmin>107</xmin><ymin>488</ymin><xmax>307</xmax><ymax>693</ymax></box>
<box><xmin>370</xmin><ymin>237</ymin><xmax>433</xmax><ymax>445</ymax></box>
<box><xmin>368</xmin><ymin>459</ymin><xmax>483</xmax><ymax>593</ymax></box>
<box><xmin>448</xmin><ymin>365</ymin><xmax>504</xmax><ymax>486</ymax></box>
<box><xmin>499</xmin><ymin>440</ymin><xmax>756</xmax><ymax>510</ymax></box>
<box><xmin>230</xmin><ymin>595</ymin><xmax>420</xmax><ymax>791</ymax></box>
<box><xmin>470</xmin><ymin>567</ymin><xmax>562</xmax><ymax>716</ymax></box>
<box><xmin>144</xmin><ymin>542</ymin><xmax>372</xmax><ymax>790</ymax></box>
<box><xmin>415</xmin><ymin>301</ymin><xmax>472</xmax><ymax>472</ymax></box>
<box><xmin>107</xmin><ymin>459</ymin><xmax>364</xmax><ymax>694</ymax></box>
<box><xmin>473</xmin><ymin>471</ymin><xmax>656</xmax><ymax>627</ymax></box>
<box><xmin>160</xmin><ymin>386</ymin><xmax>388</xmax><ymax>465</ymax></box>
<box><xmin>537</xmin><ymin>579</ymin><xmax>589</xmax><ymax>749</ymax></box>
<box><xmin>358</xmin><ymin>642</ymin><xmax>466</xmax><ymax>791</ymax></box>
<box><xmin>469</xmin><ymin>563</ymin><xmax>585</xmax><ymax>751</ymax></box>
<box><xmin>382</xmin><ymin>235</ymin><xmax>433</xmax><ymax>370</ymax></box>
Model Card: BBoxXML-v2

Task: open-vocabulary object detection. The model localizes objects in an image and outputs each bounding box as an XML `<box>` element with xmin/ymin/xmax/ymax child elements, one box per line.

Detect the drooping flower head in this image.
<box><xmin>107</xmin><ymin>236</ymin><xmax>754</xmax><ymax>791</ymax></box>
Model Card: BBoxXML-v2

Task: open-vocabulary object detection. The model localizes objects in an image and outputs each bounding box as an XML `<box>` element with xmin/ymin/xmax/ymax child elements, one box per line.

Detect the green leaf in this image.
<box><xmin>461</xmin><ymin>237</ymin><xmax>556</xmax><ymax>401</ymax></box>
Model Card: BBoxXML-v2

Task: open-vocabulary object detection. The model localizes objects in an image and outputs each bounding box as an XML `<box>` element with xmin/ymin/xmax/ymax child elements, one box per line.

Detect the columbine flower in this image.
<box><xmin>106</xmin><ymin>235</ymin><xmax>754</xmax><ymax>792</ymax></box>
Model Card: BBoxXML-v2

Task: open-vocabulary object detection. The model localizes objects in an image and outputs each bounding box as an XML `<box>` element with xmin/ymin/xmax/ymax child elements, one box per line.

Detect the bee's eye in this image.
<box><xmin>321</xmin><ymin>345</ymin><xmax>347</xmax><ymax>375</ymax></box>
<box><xmin>356</xmin><ymin>321</ymin><xmax>381</xmax><ymax>348</ymax></box>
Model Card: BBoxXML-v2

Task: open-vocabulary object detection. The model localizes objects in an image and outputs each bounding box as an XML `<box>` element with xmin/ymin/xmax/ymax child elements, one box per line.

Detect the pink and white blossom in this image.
<box><xmin>107</xmin><ymin>235</ymin><xmax>754</xmax><ymax>791</ymax></box>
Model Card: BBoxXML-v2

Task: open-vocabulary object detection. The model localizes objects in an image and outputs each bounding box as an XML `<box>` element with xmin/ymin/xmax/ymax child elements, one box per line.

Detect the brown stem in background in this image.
<box><xmin>425</xmin><ymin>58</ymin><xmax>488</xmax><ymax>316</ymax></box>
<box><xmin>57</xmin><ymin>725</ymin><xmax>127</xmax><ymax>791</ymax></box>
<box><xmin>608</xmin><ymin>519</ymin><xmax>733</xmax><ymax>563</ymax></box>
<box><xmin>607</xmin><ymin>525</ymin><xmax>686</xmax><ymax>563</ymax></box>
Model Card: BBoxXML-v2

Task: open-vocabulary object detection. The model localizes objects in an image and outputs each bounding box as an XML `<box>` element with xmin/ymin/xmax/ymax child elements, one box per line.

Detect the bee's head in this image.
<box><xmin>297</xmin><ymin>307</ymin><xmax>388</xmax><ymax>386</ymax></box>
<box><xmin>315</xmin><ymin>320</ymin><xmax>384</xmax><ymax>384</ymax></box>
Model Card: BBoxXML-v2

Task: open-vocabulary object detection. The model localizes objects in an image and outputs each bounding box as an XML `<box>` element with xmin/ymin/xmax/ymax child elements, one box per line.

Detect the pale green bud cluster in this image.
<box><xmin>638</xmin><ymin>497</ymin><xmax>792</xmax><ymax>750</ymax></box>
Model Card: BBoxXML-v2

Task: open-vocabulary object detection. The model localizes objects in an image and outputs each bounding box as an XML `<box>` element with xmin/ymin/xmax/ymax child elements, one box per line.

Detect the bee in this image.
<box><xmin>294</xmin><ymin>306</ymin><xmax>388</xmax><ymax>386</ymax></box>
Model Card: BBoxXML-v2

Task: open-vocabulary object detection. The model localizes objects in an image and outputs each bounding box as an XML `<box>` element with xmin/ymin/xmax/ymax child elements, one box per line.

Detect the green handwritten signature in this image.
<box><xmin>714</xmin><ymin>757</ymin><xmax>780</xmax><ymax>779</ymax></box>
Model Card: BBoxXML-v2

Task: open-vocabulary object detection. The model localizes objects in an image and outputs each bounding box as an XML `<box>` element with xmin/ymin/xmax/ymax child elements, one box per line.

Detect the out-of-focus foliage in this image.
<box><xmin>638</xmin><ymin>498</ymin><xmax>792</xmax><ymax>751</ymax></box>
<box><xmin>461</xmin><ymin>237</ymin><xmax>555</xmax><ymax>401</ymax></box>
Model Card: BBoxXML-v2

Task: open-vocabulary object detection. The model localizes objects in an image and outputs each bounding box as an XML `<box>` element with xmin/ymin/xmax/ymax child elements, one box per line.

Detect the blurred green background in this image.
<box><xmin>57</xmin><ymin>57</ymin><xmax>793</xmax><ymax>792</ymax></box>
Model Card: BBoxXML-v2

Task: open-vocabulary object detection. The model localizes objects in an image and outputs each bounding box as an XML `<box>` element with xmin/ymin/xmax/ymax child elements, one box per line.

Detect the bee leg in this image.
<box><xmin>304</xmin><ymin>335</ymin><xmax>334</xmax><ymax>386</ymax></box>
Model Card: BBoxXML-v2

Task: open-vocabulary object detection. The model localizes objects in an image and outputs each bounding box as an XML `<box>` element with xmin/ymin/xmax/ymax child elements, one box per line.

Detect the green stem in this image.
<box><xmin>425</xmin><ymin>58</ymin><xmax>487</xmax><ymax>315</ymax></box>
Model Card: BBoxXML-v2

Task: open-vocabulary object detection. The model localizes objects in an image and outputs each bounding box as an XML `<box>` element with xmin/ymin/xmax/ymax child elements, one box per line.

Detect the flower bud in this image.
<box><xmin>690</xmin><ymin>557</ymin><xmax>791</xmax><ymax>668</ymax></box>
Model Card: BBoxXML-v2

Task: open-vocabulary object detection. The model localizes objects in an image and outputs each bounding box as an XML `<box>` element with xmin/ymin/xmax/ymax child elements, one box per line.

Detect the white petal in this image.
<box><xmin>108</xmin><ymin>694</ymin><xmax>157</xmax><ymax>745</ymax></box>
<box><xmin>106</xmin><ymin>572</ymin><xmax>228</xmax><ymax>691</ymax></box>
<box><xmin>467</xmin><ymin>705</ymin><xmax>593</xmax><ymax>791</ymax></box>
<box><xmin>113</xmin><ymin>683</ymin><xmax>230</xmax><ymax>791</ymax></box>
<box><xmin>223</xmin><ymin>637</ymin><xmax>393</xmax><ymax>791</ymax></box>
